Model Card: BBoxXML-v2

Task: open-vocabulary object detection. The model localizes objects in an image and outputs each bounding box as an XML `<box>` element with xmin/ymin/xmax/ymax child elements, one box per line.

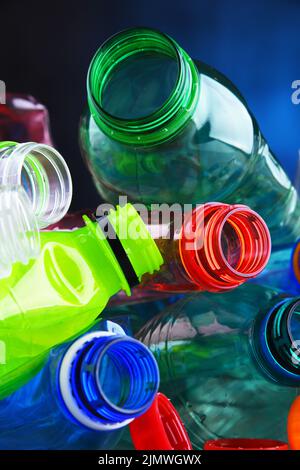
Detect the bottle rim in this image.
<box><xmin>204</xmin><ymin>438</ymin><xmax>288</xmax><ymax>450</ymax></box>
<box><xmin>87</xmin><ymin>27</ymin><xmax>200</xmax><ymax>146</ymax></box>
<box><xmin>179</xmin><ymin>202</ymin><xmax>271</xmax><ymax>292</ymax></box>
<box><xmin>252</xmin><ymin>297</ymin><xmax>300</xmax><ymax>385</ymax></box>
<box><xmin>59</xmin><ymin>331</ymin><xmax>159</xmax><ymax>431</ymax></box>
<box><xmin>130</xmin><ymin>392</ymin><xmax>193</xmax><ymax>450</ymax></box>
<box><xmin>0</xmin><ymin>141</ymin><xmax>72</xmax><ymax>228</ymax></box>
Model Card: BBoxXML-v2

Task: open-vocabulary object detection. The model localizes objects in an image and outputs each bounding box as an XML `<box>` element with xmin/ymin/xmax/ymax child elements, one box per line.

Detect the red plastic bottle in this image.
<box><xmin>130</xmin><ymin>393</ymin><xmax>192</xmax><ymax>450</ymax></box>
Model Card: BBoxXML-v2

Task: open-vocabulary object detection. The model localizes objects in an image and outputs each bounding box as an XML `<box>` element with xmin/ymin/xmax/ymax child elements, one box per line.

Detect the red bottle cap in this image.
<box><xmin>288</xmin><ymin>396</ymin><xmax>300</xmax><ymax>449</ymax></box>
<box><xmin>129</xmin><ymin>393</ymin><xmax>192</xmax><ymax>450</ymax></box>
<box><xmin>204</xmin><ymin>439</ymin><xmax>288</xmax><ymax>451</ymax></box>
<box><xmin>179</xmin><ymin>203</ymin><xmax>271</xmax><ymax>292</ymax></box>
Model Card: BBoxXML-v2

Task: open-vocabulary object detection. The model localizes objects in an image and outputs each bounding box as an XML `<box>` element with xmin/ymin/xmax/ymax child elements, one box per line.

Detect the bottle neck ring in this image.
<box><xmin>87</xmin><ymin>27</ymin><xmax>200</xmax><ymax>146</ymax></box>
<box><xmin>179</xmin><ymin>203</ymin><xmax>271</xmax><ymax>292</ymax></box>
<box><xmin>58</xmin><ymin>331</ymin><xmax>159</xmax><ymax>431</ymax></box>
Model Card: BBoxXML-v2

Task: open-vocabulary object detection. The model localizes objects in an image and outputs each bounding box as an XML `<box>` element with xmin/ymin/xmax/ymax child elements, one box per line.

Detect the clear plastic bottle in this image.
<box><xmin>0</xmin><ymin>141</ymin><xmax>73</xmax><ymax>279</ymax></box>
<box><xmin>137</xmin><ymin>284</ymin><xmax>300</xmax><ymax>448</ymax></box>
<box><xmin>79</xmin><ymin>27</ymin><xmax>300</xmax><ymax>246</ymax></box>
<box><xmin>0</xmin><ymin>141</ymin><xmax>72</xmax><ymax>229</ymax></box>
<box><xmin>253</xmin><ymin>240</ymin><xmax>300</xmax><ymax>294</ymax></box>
<box><xmin>0</xmin><ymin>203</ymin><xmax>163</xmax><ymax>398</ymax></box>
<box><xmin>0</xmin><ymin>322</ymin><xmax>159</xmax><ymax>449</ymax></box>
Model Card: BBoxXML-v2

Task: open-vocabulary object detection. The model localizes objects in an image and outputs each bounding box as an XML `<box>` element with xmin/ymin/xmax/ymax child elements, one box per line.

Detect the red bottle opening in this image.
<box><xmin>204</xmin><ymin>438</ymin><xmax>288</xmax><ymax>450</ymax></box>
<box><xmin>179</xmin><ymin>203</ymin><xmax>271</xmax><ymax>292</ymax></box>
<box><xmin>129</xmin><ymin>393</ymin><xmax>192</xmax><ymax>450</ymax></box>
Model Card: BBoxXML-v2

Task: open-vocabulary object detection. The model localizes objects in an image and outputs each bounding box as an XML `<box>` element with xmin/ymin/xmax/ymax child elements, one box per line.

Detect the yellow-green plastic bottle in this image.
<box><xmin>0</xmin><ymin>204</ymin><xmax>163</xmax><ymax>398</ymax></box>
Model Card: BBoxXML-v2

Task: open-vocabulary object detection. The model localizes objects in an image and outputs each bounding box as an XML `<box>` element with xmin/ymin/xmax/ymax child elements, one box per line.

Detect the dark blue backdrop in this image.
<box><xmin>1</xmin><ymin>0</ymin><xmax>299</xmax><ymax>208</ymax></box>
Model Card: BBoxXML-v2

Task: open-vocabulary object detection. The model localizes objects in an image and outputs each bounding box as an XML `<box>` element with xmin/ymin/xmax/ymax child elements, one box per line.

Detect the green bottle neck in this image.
<box><xmin>87</xmin><ymin>27</ymin><xmax>200</xmax><ymax>146</ymax></box>
<box><xmin>80</xmin><ymin>204</ymin><xmax>164</xmax><ymax>295</ymax></box>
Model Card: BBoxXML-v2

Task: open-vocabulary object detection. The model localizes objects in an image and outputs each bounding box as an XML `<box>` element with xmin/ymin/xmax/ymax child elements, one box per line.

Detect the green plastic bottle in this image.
<box><xmin>0</xmin><ymin>204</ymin><xmax>163</xmax><ymax>399</ymax></box>
<box><xmin>79</xmin><ymin>27</ymin><xmax>300</xmax><ymax>246</ymax></box>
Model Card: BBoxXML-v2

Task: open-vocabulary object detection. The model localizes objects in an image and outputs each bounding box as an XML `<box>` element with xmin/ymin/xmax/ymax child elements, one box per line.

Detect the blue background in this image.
<box><xmin>1</xmin><ymin>0</ymin><xmax>300</xmax><ymax>208</ymax></box>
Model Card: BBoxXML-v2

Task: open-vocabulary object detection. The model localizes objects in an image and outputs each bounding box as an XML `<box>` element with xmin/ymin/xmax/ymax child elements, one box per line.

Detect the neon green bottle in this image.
<box><xmin>0</xmin><ymin>203</ymin><xmax>163</xmax><ymax>399</ymax></box>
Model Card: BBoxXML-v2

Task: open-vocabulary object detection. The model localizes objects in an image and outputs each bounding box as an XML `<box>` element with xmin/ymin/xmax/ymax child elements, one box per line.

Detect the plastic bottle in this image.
<box><xmin>0</xmin><ymin>93</ymin><xmax>53</xmax><ymax>145</ymax></box>
<box><xmin>204</xmin><ymin>439</ymin><xmax>288</xmax><ymax>450</ymax></box>
<box><xmin>0</xmin><ymin>141</ymin><xmax>72</xmax><ymax>279</ymax></box>
<box><xmin>0</xmin><ymin>141</ymin><xmax>72</xmax><ymax>229</ymax></box>
<box><xmin>287</xmin><ymin>396</ymin><xmax>300</xmax><ymax>450</ymax></box>
<box><xmin>254</xmin><ymin>240</ymin><xmax>300</xmax><ymax>294</ymax></box>
<box><xmin>0</xmin><ymin>186</ymin><xmax>40</xmax><ymax>279</ymax></box>
<box><xmin>111</xmin><ymin>202</ymin><xmax>271</xmax><ymax>297</ymax></box>
<box><xmin>129</xmin><ymin>392</ymin><xmax>192</xmax><ymax>450</ymax></box>
<box><xmin>79</xmin><ymin>27</ymin><xmax>300</xmax><ymax>246</ymax></box>
<box><xmin>45</xmin><ymin>202</ymin><xmax>271</xmax><ymax>298</ymax></box>
<box><xmin>0</xmin><ymin>203</ymin><xmax>163</xmax><ymax>399</ymax></box>
<box><xmin>137</xmin><ymin>284</ymin><xmax>300</xmax><ymax>448</ymax></box>
<box><xmin>0</xmin><ymin>321</ymin><xmax>159</xmax><ymax>449</ymax></box>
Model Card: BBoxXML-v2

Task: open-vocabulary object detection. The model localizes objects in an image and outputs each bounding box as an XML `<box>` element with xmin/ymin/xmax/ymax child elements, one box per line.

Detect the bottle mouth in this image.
<box><xmin>253</xmin><ymin>297</ymin><xmax>300</xmax><ymax>385</ymax></box>
<box><xmin>130</xmin><ymin>392</ymin><xmax>193</xmax><ymax>450</ymax></box>
<box><xmin>0</xmin><ymin>141</ymin><xmax>72</xmax><ymax>228</ymax></box>
<box><xmin>179</xmin><ymin>203</ymin><xmax>271</xmax><ymax>292</ymax></box>
<box><xmin>87</xmin><ymin>27</ymin><xmax>200</xmax><ymax>145</ymax></box>
<box><xmin>0</xmin><ymin>186</ymin><xmax>40</xmax><ymax>279</ymax></box>
<box><xmin>59</xmin><ymin>331</ymin><xmax>159</xmax><ymax>430</ymax></box>
<box><xmin>204</xmin><ymin>439</ymin><xmax>288</xmax><ymax>450</ymax></box>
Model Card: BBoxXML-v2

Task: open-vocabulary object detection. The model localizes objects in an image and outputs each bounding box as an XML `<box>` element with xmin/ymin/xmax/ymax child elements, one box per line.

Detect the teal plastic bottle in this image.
<box><xmin>0</xmin><ymin>321</ymin><xmax>159</xmax><ymax>449</ymax></box>
<box><xmin>79</xmin><ymin>27</ymin><xmax>300</xmax><ymax>246</ymax></box>
<box><xmin>254</xmin><ymin>240</ymin><xmax>300</xmax><ymax>294</ymax></box>
<box><xmin>137</xmin><ymin>284</ymin><xmax>300</xmax><ymax>448</ymax></box>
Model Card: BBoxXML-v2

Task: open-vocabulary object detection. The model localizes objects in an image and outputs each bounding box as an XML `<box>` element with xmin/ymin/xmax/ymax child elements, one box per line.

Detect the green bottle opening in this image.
<box><xmin>87</xmin><ymin>28</ymin><xmax>200</xmax><ymax>146</ymax></box>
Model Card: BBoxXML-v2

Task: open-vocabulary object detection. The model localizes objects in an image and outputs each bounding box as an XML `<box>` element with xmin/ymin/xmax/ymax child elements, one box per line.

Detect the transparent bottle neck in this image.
<box><xmin>0</xmin><ymin>141</ymin><xmax>72</xmax><ymax>229</ymax></box>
